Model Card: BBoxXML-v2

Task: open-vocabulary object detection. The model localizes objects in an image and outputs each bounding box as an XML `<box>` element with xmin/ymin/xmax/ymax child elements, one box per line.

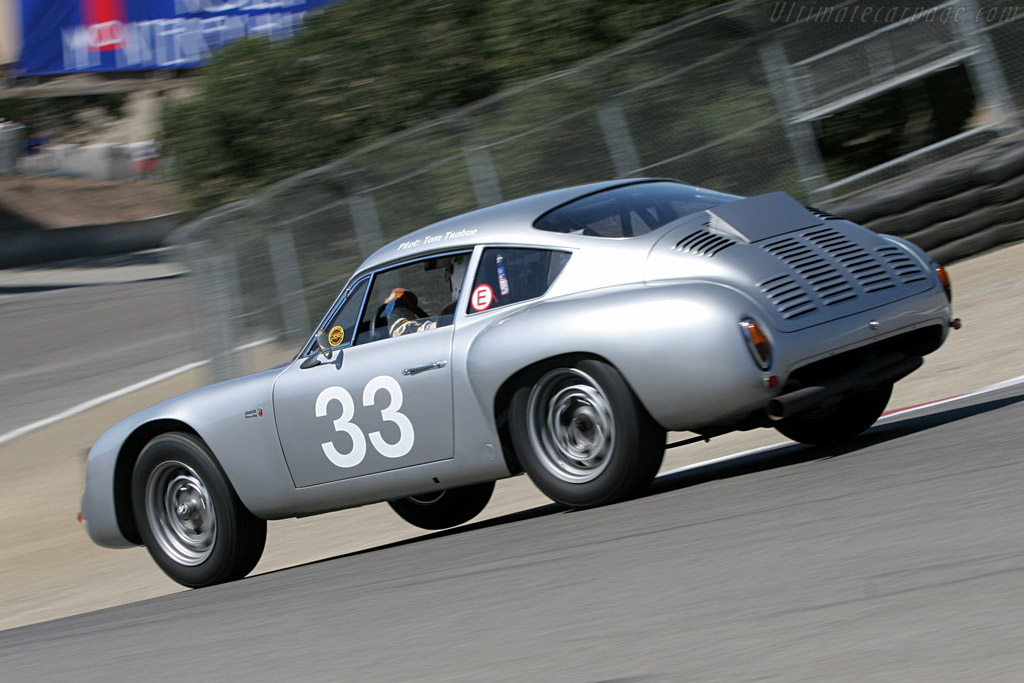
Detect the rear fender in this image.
<box><xmin>464</xmin><ymin>283</ymin><xmax>768</xmax><ymax>432</ymax></box>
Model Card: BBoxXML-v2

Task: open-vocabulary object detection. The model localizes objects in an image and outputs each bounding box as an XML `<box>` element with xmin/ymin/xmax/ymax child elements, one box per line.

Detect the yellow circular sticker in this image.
<box><xmin>328</xmin><ymin>325</ymin><xmax>345</xmax><ymax>346</ymax></box>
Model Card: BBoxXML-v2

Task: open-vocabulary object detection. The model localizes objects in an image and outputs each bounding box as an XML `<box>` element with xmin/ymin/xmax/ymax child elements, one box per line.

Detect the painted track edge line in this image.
<box><xmin>658</xmin><ymin>373</ymin><xmax>1024</xmax><ymax>479</ymax></box>
<box><xmin>0</xmin><ymin>336</ymin><xmax>277</xmax><ymax>448</ymax></box>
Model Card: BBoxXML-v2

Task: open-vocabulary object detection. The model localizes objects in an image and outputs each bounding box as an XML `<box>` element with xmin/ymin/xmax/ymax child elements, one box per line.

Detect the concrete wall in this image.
<box><xmin>0</xmin><ymin>214</ymin><xmax>180</xmax><ymax>268</ymax></box>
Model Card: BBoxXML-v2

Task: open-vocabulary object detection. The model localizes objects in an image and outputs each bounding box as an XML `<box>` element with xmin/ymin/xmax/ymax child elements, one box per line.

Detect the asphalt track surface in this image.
<box><xmin>0</xmin><ymin>266</ymin><xmax>197</xmax><ymax>437</ymax></box>
<box><xmin>3</xmin><ymin>382</ymin><xmax>1023</xmax><ymax>682</ymax></box>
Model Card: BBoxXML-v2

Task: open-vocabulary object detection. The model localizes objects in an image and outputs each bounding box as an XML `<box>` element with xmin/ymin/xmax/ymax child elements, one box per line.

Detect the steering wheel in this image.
<box><xmin>369</xmin><ymin>303</ymin><xmax>389</xmax><ymax>333</ymax></box>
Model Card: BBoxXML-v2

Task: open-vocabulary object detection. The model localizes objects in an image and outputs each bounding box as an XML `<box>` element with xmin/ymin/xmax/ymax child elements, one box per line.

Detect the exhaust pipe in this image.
<box><xmin>767</xmin><ymin>353</ymin><xmax>923</xmax><ymax>421</ymax></box>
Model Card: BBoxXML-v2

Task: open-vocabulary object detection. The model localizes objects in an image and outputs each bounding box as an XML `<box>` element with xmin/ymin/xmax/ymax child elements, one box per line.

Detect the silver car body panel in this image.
<box><xmin>81</xmin><ymin>180</ymin><xmax>952</xmax><ymax>548</ymax></box>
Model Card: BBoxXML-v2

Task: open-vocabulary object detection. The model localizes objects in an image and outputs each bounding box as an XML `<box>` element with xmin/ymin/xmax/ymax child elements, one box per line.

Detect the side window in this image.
<box><xmin>318</xmin><ymin>277</ymin><xmax>369</xmax><ymax>351</ymax></box>
<box><xmin>466</xmin><ymin>248</ymin><xmax>570</xmax><ymax>314</ymax></box>
<box><xmin>356</xmin><ymin>252</ymin><xmax>472</xmax><ymax>344</ymax></box>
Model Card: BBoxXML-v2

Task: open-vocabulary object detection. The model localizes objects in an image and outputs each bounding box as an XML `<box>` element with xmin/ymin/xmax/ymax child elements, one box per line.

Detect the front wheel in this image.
<box><xmin>388</xmin><ymin>481</ymin><xmax>495</xmax><ymax>530</ymax></box>
<box><xmin>509</xmin><ymin>359</ymin><xmax>665</xmax><ymax>508</ymax></box>
<box><xmin>131</xmin><ymin>432</ymin><xmax>266</xmax><ymax>588</ymax></box>
<box><xmin>774</xmin><ymin>383</ymin><xmax>893</xmax><ymax>446</ymax></box>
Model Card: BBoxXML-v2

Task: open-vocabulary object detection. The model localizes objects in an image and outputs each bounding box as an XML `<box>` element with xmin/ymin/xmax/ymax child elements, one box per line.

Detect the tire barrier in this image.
<box><xmin>971</xmin><ymin>143</ymin><xmax>1024</xmax><ymax>185</ymax></box>
<box><xmin>832</xmin><ymin>139</ymin><xmax>1024</xmax><ymax>264</ymax></box>
<box><xmin>980</xmin><ymin>171</ymin><xmax>1024</xmax><ymax>205</ymax></box>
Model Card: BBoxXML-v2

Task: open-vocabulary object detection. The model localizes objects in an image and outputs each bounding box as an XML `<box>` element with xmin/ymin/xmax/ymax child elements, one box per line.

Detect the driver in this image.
<box><xmin>386</xmin><ymin>256</ymin><xmax>469</xmax><ymax>337</ymax></box>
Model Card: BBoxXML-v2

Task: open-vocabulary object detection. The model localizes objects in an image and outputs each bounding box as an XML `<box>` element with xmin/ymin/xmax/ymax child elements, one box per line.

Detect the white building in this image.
<box><xmin>0</xmin><ymin>0</ymin><xmax>19</xmax><ymax>67</ymax></box>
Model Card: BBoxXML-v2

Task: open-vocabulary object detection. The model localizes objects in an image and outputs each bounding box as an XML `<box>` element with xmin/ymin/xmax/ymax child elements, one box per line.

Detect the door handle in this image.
<box><xmin>402</xmin><ymin>360</ymin><xmax>448</xmax><ymax>376</ymax></box>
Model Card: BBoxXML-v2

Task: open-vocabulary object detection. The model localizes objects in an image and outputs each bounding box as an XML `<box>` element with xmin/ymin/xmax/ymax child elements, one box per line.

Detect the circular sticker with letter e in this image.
<box><xmin>328</xmin><ymin>325</ymin><xmax>345</xmax><ymax>346</ymax></box>
<box><xmin>470</xmin><ymin>284</ymin><xmax>495</xmax><ymax>312</ymax></box>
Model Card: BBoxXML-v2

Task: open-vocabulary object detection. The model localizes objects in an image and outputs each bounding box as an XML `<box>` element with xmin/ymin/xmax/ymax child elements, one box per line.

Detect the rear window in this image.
<box><xmin>534</xmin><ymin>182</ymin><xmax>739</xmax><ymax>238</ymax></box>
<box><xmin>466</xmin><ymin>248</ymin><xmax>570</xmax><ymax>315</ymax></box>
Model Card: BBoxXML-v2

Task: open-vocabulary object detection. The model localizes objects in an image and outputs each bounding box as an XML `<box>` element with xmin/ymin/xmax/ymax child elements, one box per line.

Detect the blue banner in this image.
<box><xmin>17</xmin><ymin>0</ymin><xmax>341</xmax><ymax>77</ymax></box>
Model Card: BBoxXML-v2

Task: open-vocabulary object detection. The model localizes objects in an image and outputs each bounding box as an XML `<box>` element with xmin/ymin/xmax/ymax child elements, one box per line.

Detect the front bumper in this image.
<box><xmin>80</xmin><ymin>429</ymin><xmax>137</xmax><ymax>549</ymax></box>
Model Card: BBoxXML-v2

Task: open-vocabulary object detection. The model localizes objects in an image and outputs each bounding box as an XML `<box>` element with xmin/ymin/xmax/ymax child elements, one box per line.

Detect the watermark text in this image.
<box><xmin>770</xmin><ymin>3</ymin><xmax>1024</xmax><ymax>24</ymax></box>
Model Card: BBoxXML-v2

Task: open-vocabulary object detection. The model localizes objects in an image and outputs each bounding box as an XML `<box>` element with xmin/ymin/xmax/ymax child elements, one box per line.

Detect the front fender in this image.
<box><xmin>81</xmin><ymin>366</ymin><xmax>291</xmax><ymax>548</ymax></box>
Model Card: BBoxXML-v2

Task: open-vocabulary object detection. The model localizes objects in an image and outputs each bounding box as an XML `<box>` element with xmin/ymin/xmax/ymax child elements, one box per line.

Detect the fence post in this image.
<box><xmin>212</xmin><ymin>249</ymin><xmax>245</xmax><ymax>381</ymax></box>
<box><xmin>183</xmin><ymin>238</ymin><xmax>243</xmax><ymax>382</ymax></box>
<box><xmin>460</xmin><ymin>119</ymin><xmax>503</xmax><ymax>208</ymax></box>
<box><xmin>268</xmin><ymin>229</ymin><xmax>311</xmax><ymax>348</ymax></box>
<box><xmin>347</xmin><ymin>189</ymin><xmax>387</xmax><ymax>257</ymax></box>
<box><xmin>953</xmin><ymin>0</ymin><xmax>1021</xmax><ymax>133</ymax></box>
<box><xmin>758</xmin><ymin>38</ymin><xmax>831</xmax><ymax>201</ymax></box>
<box><xmin>597</xmin><ymin>101</ymin><xmax>642</xmax><ymax>178</ymax></box>
<box><xmin>0</xmin><ymin>124</ymin><xmax>23</xmax><ymax>174</ymax></box>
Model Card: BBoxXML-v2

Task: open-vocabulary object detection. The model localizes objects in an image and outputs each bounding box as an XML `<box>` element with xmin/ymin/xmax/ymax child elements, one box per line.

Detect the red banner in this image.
<box><xmin>81</xmin><ymin>0</ymin><xmax>127</xmax><ymax>51</ymax></box>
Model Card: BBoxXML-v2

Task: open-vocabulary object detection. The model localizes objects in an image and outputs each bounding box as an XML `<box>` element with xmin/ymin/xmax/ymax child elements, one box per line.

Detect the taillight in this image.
<box><xmin>740</xmin><ymin>318</ymin><xmax>772</xmax><ymax>370</ymax></box>
<box><xmin>935</xmin><ymin>263</ymin><xmax>952</xmax><ymax>302</ymax></box>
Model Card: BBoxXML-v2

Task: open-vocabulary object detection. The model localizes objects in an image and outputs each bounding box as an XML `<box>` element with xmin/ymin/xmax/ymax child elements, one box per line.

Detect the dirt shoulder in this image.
<box><xmin>0</xmin><ymin>176</ymin><xmax>184</xmax><ymax>230</ymax></box>
<box><xmin>1</xmin><ymin>242</ymin><xmax>1022</xmax><ymax>630</ymax></box>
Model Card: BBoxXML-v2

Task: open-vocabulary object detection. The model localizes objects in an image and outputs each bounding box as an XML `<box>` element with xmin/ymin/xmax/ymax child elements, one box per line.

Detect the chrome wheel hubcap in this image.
<box><xmin>145</xmin><ymin>460</ymin><xmax>216</xmax><ymax>566</ymax></box>
<box><xmin>527</xmin><ymin>368</ymin><xmax>616</xmax><ymax>483</ymax></box>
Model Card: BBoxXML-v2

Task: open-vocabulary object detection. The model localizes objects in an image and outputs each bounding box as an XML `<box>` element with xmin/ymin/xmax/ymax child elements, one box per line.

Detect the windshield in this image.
<box><xmin>533</xmin><ymin>181</ymin><xmax>740</xmax><ymax>238</ymax></box>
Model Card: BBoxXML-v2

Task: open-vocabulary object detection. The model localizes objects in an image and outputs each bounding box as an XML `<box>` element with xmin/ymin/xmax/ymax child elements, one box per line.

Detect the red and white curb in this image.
<box><xmin>660</xmin><ymin>373</ymin><xmax>1024</xmax><ymax>479</ymax></box>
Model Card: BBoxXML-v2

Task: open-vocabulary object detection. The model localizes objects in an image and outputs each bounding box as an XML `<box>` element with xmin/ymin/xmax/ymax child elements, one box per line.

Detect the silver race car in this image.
<box><xmin>81</xmin><ymin>179</ymin><xmax>956</xmax><ymax>586</ymax></box>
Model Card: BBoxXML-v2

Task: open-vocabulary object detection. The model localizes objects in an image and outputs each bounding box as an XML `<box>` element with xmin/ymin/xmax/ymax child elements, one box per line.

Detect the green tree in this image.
<box><xmin>162</xmin><ymin>0</ymin><xmax>727</xmax><ymax>211</ymax></box>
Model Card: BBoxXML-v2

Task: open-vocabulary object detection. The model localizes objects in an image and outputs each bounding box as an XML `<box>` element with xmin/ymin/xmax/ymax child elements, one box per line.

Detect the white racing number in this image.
<box><xmin>315</xmin><ymin>375</ymin><xmax>415</xmax><ymax>468</ymax></box>
<box><xmin>364</xmin><ymin>375</ymin><xmax>415</xmax><ymax>458</ymax></box>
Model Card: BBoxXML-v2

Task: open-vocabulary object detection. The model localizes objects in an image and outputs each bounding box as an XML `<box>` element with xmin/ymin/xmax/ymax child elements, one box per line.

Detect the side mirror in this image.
<box><xmin>300</xmin><ymin>329</ymin><xmax>336</xmax><ymax>369</ymax></box>
<box><xmin>315</xmin><ymin>329</ymin><xmax>334</xmax><ymax>360</ymax></box>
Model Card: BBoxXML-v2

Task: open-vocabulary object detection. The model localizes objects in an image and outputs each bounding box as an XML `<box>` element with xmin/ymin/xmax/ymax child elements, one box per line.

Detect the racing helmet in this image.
<box><xmin>448</xmin><ymin>255</ymin><xmax>469</xmax><ymax>301</ymax></box>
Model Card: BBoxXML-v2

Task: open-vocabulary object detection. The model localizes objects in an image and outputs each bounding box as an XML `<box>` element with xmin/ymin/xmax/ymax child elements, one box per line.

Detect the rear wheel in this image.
<box><xmin>775</xmin><ymin>383</ymin><xmax>893</xmax><ymax>446</ymax></box>
<box><xmin>509</xmin><ymin>359</ymin><xmax>665</xmax><ymax>508</ymax></box>
<box><xmin>131</xmin><ymin>432</ymin><xmax>266</xmax><ymax>588</ymax></box>
<box><xmin>388</xmin><ymin>481</ymin><xmax>495</xmax><ymax>530</ymax></box>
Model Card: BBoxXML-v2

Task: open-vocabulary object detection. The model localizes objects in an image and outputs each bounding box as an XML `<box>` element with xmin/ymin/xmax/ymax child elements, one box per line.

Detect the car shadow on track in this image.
<box><xmin>264</xmin><ymin>388</ymin><xmax>1024</xmax><ymax>577</ymax></box>
<box><xmin>647</xmin><ymin>388</ymin><xmax>1024</xmax><ymax>499</ymax></box>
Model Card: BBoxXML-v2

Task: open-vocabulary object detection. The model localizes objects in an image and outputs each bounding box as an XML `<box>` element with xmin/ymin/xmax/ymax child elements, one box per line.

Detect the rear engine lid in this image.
<box><xmin>646</xmin><ymin>194</ymin><xmax>935</xmax><ymax>332</ymax></box>
<box><xmin>706</xmin><ymin>192</ymin><xmax>822</xmax><ymax>243</ymax></box>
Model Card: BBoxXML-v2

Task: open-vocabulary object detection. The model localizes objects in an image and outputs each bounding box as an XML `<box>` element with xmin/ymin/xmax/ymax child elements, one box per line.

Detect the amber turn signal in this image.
<box><xmin>740</xmin><ymin>318</ymin><xmax>772</xmax><ymax>370</ymax></box>
<box><xmin>936</xmin><ymin>264</ymin><xmax>952</xmax><ymax>302</ymax></box>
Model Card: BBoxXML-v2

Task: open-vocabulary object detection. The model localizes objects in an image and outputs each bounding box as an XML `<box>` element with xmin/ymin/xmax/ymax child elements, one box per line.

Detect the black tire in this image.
<box><xmin>131</xmin><ymin>432</ymin><xmax>267</xmax><ymax>588</ymax></box>
<box><xmin>508</xmin><ymin>359</ymin><xmax>665</xmax><ymax>508</ymax></box>
<box><xmin>774</xmin><ymin>383</ymin><xmax>893</xmax><ymax>446</ymax></box>
<box><xmin>388</xmin><ymin>481</ymin><xmax>495</xmax><ymax>530</ymax></box>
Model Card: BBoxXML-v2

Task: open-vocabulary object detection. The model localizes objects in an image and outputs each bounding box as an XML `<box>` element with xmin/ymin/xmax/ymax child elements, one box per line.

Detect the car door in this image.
<box><xmin>272</xmin><ymin>253</ymin><xmax>465</xmax><ymax>488</ymax></box>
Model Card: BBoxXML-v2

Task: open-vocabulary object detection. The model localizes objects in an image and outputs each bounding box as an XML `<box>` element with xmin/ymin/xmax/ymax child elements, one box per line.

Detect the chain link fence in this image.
<box><xmin>177</xmin><ymin>0</ymin><xmax>1024</xmax><ymax>381</ymax></box>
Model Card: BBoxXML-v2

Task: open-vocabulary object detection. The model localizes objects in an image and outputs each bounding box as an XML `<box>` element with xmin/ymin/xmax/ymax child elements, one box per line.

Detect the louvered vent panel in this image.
<box><xmin>673</xmin><ymin>229</ymin><xmax>734</xmax><ymax>257</ymax></box>
<box><xmin>876</xmin><ymin>245</ymin><xmax>929</xmax><ymax>285</ymax></box>
<box><xmin>804</xmin><ymin>227</ymin><xmax>896</xmax><ymax>294</ymax></box>
<box><xmin>762</xmin><ymin>236</ymin><xmax>858</xmax><ymax>306</ymax></box>
<box><xmin>806</xmin><ymin>206</ymin><xmax>840</xmax><ymax>221</ymax></box>
<box><xmin>757</xmin><ymin>274</ymin><xmax>817</xmax><ymax>319</ymax></box>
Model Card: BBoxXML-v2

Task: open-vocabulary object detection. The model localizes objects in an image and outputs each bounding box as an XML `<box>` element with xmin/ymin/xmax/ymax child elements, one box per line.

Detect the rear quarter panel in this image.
<box><xmin>462</xmin><ymin>282</ymin><xmax>769</xmax><ymax>434</ymax></box>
